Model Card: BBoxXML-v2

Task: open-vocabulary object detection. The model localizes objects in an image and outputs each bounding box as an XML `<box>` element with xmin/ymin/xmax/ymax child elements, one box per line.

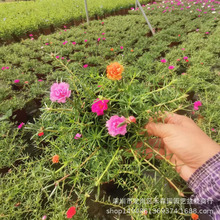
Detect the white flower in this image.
<box><xmin>212</xmin><ymin>11</ymin><xmax>216</xmax><ymax>13</ymax></box>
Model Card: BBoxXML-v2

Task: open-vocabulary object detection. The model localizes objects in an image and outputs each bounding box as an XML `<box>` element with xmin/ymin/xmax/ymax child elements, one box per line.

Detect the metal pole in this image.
<box><xmin>136</xmin><ymin>0</ymin><xmax>155</xmax><ymax>35</ymax></box>
<box><xmin>84</xmin><ymin>0</ymin><xmax>89</xmax><ymax>25</ymax></box>
<box><xmin>135</xmin><ymin>0</ymin><xmax>137</xmax><ymax>9</ymax></box>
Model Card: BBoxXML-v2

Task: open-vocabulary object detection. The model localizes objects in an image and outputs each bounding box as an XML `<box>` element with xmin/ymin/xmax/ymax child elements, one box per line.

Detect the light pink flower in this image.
<box><xmin>120</xmin><ymin>46</ymin><xmax>123</xmax><ymax>49</ymax></box>
<box><xmin>177</xmin><ymin>59</ymin><xmax>180</xmax><ymax>61</ymax></box>
<box><xmin>183</xmin><ymin>56</ymin><xmax>188</xmax><ymax>60</ymax></box>
<box><xmin>72</xmin><ymin>42</ymin><xmax>76</xmax><ymax>45</ymax></box>
<box><xmin>14</xmin><ymin>79</ymin><xmax>20</xmax><ymax>83</ymax></box>
<box><xmin>50</xmin><ymin>82</ymin><xmax>71</xmax><ymax>103</ymax></box>
<box><xmin>181</xmin><ymin>48</ymin><xmax>185</xmax><ymax>51</ymax></box>
<box><xmin>61</xmin><ymin>57</ymin><xmax>65</xmax><ymax>60</ymax></box>
<box><xmin>41</xmin><ymin>215</ymin><xmax>47</xmax><ymax>220</ymax></box>
<box><xmin>161</xmin><ymin>59</ymin><xmax>167</xmax><ymax>63</ymax></box>
<box><xmin>106</xmin><ymin>115</ymin><xmax>127</xmax><ymax>137</ymax></box>
<box><xmin>194</xmin><ymin>101</ymin><xmax>202</xmax><ymax>110</ymax></box>
<box><xmin>18</xmin><ymin>122</ymin><xmax>25</xmax><ymax>129</ymax></box>
<box><xmin>83</xmin><ymin>64</ymin><xmax>88</xmax><ymax>68</ymax></box>
<box><xmin>196</xmin><ymin>29</ymin><xmax>199</xmax><ymax>31</ymax></box>
<box><xmin>168</xmin><ymin>66</ymin><xmax>175</xmax><ymax>69</ymax></box>
<box><xmin>101</xmin><ymin>22</ymin><xmax>104</xmax><ymax>25</ymax></box>
<box><xmin>128</xmin><ymin>116</ymin><xmax>136</xmax><ymax>123</ymax></box>
<box><xmin>64</xmin><ymin>26</ymin><xmax>67</xmax><ymax>28</ymax></box>
<box><xmin>31</xmin><ymin>38</ymin><xmax>34</xmax><ymax>41</ymax></box>
<box><xmin>102</xmin><ymin>38</ymin><xmax>106</xmax><ymax>40</ymax></box>
<box><xmin>74</xmin><ymin>133</ymin><xmax>82</xmax><ymax>139</ymax></box>
<box><xmin>92</xmin><ymin>99</ymin><xmax>109</xmax><ymax>116</ymax></box>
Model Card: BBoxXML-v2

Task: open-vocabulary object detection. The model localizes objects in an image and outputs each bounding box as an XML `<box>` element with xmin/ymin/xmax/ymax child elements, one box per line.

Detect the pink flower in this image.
<box><xmin>101</xmin><ymin>22</ymin><xmax>104</xmax><ymax>25</ymax></box>
<box><xmin>45</xmin><ymin>43</ymin><xmax>49</xmax><ymax>45</ymax></box>
<box><xmin>194</xmin><ymin>101</ymin><xmax>202</xmax><ymax>110</ymax></box>
<box><xmin>183</xmin><ymin>56</ymin><xmax>188</xmax><ymax>60</ymax></box>
<box><xmin>50</xmin><ymin>82</ymin><xmax>71</xmax><ymax>103</ymax></box>
<box><xmin>38</xmin><ymin>79</ymin><xmax>43</xmax><ymax>82</ymax></box>
<box><xmin>18</xmin><ymin>122</ymin><xmax>25</xmax><ymax>129</ymax></box>
<box><xmin>196</xmin><ymin>29</ymin><xmax>199</xmax><ymax>31</ymax></box>
<box><xmin>64</xmin><ymin>26</ymin><xmax>67</xmax><ymax>28</ymax></box>
<box><xmin>66</xmin><ymin>206</ymin><xmax>76</xmax><ymax>219</ymax></box>
<box><xmin>56</xmin><ymin>56</ymin><xmax>59</xmax><ymax>59</ymax></box>
<box><xmin>211</xmin><ymin>128</ymin><xmax>216</xmax><ymax>132</ymax></box>
<box><xmin>83</xmin><ymin>64</ymin><xmax>88</xmax><ymax>68</ymax></box>
<box><xmin>168</xmin><ymin>66</ymin><xmax>175</xmax><ymax>69</ymax></box>
<box><xmin>41</xmin><ymin>215</ymin><xmax>47</xmax><ymax>220</ymax></box>
<box><xmin>84</xmin><ymin>39</ymin><xmax>88</xmax><ymax>43</ymax></box>
<box><xmin>64</xmin><ymin>29</ymin><xmax>67</xmax><ymax>32</ymax></box>
<box><xmin>102</xmin><ymin>33</ymin><xmax>105</xmax><ymax>35</ymax></box>
<box><xmin>161</xmin><ymin>59</ymin><xmax>167</xmax><ymax>63</ymax></box>
<box><xmin>97</xmin><ymin>85</ymin><xmax>102</xmax><ymax>87</ymax></box>
<box><xmin>106</xmin><ymin>115</ymin><xmax>127</xmax><ymax>137</ymax></box>
<box><xmin>72</xmin><ymin>42</ymin><xmax>76</xmax><ymax>45</ymax></box>
<box><xmin>181</xmin><ymin>73</ymin><xmax>187</xmax><ymax>75</ymax></box>
<box><xmin>177</xmin><ymin>59</ymin><xmax>180</xmax><ymax>61</ymax></box>
<box><xmin>205</xmin><ymin>32</ymin><xmax>209</xmax><ymax>34</ymax></box>
<box><xmin>92</xmin><ymin>99</ymin><xmax>109</xmax><ymax>116</ymax></box>
<box><xmin>128</xmin><ymin>116</ymin><xmax>136</xmax><ymax>123</ymax></box>
<box><xmin>181</xmin><ymin>48</ymin><xmax>185</xmax><ymax>51</ymax></box>
<box><xmin>6</xmin><ymin>67</ymin><xmax>9</xmax><ymax>69</ymax></box>
<box><xmin>14</xmin><ymin>79</ymin><xmax>20</xmax><ymax>83</ymax></box>
<box><xmin>97</xmin><ymin>38</ymin><xmax>101</xmax><ymax>42</ymax></box>
<box><xmin>120</xmin><ymin>46</ymin><xmax>123</xmax><ymax>49</ymax></box>
<box><xmin>102</xmin><ymin>38</ymin><xmax>106</xmax><ymax>40</ymax></box>
<box><xmin>74</xmin><ymin>133</ymin><xmax>82</xmax><ymax>139</ymax></box>
<box><xmin>29</xmin><ymin>34</ymin><xmax>33</xmax><ymax>37</ymax></box>
<box><xmin>31</xmin><ymin>38</ymin><xmax>34</xmax><ymax>41</ymax></box>
<box><xmin>1</xmin><ymin>67</ymin><xmax>5</xmax><ymax>70</ymax></box>
<box><xmin>61</xmin><ymin>57</ymin><xmax>65</xmax><ymax>60</ymax></box>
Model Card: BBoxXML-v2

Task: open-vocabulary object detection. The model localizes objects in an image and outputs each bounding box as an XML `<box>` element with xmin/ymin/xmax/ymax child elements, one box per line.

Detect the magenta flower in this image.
<box><xmin>102</xmin><ymin>38</ymin><xmax>106</xmax><ymax>41</ymax></box>
<box><xmin>61</xmin><ymin>57</ymin><xmax>65</xmax><ymax>60</ymax></box>
<box><xmin>120</xmin><ymin>46</ymin><xmax>123</xmax><ymax>49</ymax></box>
<box><xmin>97</xmin><ymin>38</ymin><xmax>101</xmax><ymax>42</ymax></box>
<box><xmin>83</xmin><ymin>64</ymin><xmax>88</xmax><ymax>68</ymax></box>
<box><xmin>45</xmin><ymin>43</ymin><xmax>49</xmax><ymax>45</ymax></box>
<box><xmin>102</xmin><ymin>33</ymin><xmax>105</xmax><ymax>35</ymax></box>
<box><xmin>205</xmin><ymin>32</ymin><xmax>209</xmax><ymax>34</ymax></box>
<box><xmin>38</xmin><ymin>79</ymin><xmax>43</xmax><ymax>82</ymax></box>
<box><xmin>6</xmin><ymin>67</ymin><xmax>9</xmax><ymax>69</ymax></box>
<box><xmin>183</xmin><ymin>56</ymin><xmax>188</xmax><ymax>60</ymax></box>
<box><xmin>106</xmin><ymin>115</ymin><xmax>127</xmax><ymax>137</ymax></box>
<box><xmin>91</xmin><ymin>99</ymin><xmax>109</xmax><ymax>116</ymax></box>
<box><xmin>1</xmin><ymin>67</ymin><xmax>5</xmax><ymax>70</ymax></box>
<box><xmin>161</xmin><ymin>59</ymin><xmax>167</xmax><ymax>63</ymax></box>
<box><xmin>50</xmin><ymin>82</ymin><xmax>71</xmax><ymax>103</ymax></box>
<box><xmin>74</xmin><ymin>133</ymin><xmax>82</xmax><ymax>139</ymax></box>
<box><xmin>29</xmin><ymin>34</ymin><xmax>33</xmax><ymax>37</ymax></box>
<box><xmin>194</xmin><ymin>101</ymin><xmax>202</xmax><ymax>110</ymax></box>
<box><xmin>72</xmin><ymin>42</ymin><xmax>76</xmax><ymax>45</ymax></box>
<box><xmin>168</xmin><ymin>66</ymin><xmax>175</xmax><ymax>69</ymax></box>
<box><xmin>18</xmin><ymin>122</ymin><xmax>25</xmax><ymax>129</ymax></box>
<box><xmin>84</xmin><ymin>39</ymin><xmax>88</xmax><ymax>43</ymax></box>
<box><xmin>14</xmin><ymin>79</ymin><xmax>20</xmax><ymax>83</ymax></box>
<box><xmin>97</xmin><ymin>85</ymin><xmax>102</xmax><ymax>87</ymax></box>
<box><xmin>56</xmin><ymin>56</ymin><xmax>59</xmax><ymax>59</ymax></box>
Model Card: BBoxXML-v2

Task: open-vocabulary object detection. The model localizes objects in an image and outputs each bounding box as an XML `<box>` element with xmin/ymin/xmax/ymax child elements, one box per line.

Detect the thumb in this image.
<box><xmin>145</xmin><ymin>122</ymin><xmax>176</xmax><ymax>138</ymax></box>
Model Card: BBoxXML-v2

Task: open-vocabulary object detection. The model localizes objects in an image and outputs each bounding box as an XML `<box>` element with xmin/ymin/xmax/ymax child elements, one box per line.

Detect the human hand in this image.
<box><xmin>139</xmin><ymin>113</ymin><xmax>220</xmax><ymax>181</ymax></box>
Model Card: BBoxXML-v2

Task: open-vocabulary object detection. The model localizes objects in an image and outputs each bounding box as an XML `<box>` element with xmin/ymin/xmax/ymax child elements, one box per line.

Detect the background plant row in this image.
<box><xmin>0</xmin><ymin>0</ymin><xmax>148</xmax><ymax>41</ymax></box>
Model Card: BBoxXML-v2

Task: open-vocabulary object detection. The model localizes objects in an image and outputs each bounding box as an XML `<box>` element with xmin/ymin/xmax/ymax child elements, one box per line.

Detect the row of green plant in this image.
<box><xmin>0</xmin><ymin>0</ymin><xmax>148</xmax><ymax>40</ymax></box>
<box><xmin>0</xmin><ymin>2</ymin><xmax>219</xmax><ymax>219</ymax></box>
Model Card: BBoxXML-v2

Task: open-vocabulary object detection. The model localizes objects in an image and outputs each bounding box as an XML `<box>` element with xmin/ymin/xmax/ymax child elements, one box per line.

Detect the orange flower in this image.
<box><xmin>191</xmin><ymin>213</ymin><xmax>199</xmax><ymax>220</ymax></box>
<box><xmin>107</xmin><ymin>62</ymin><xmax>124</xmax><ymax>80</ymax></box>
<box><xmin>52</xmin><ymin>155</ymin><xmax>59</xmax><ymax>163</ymax></box>
<box><xmin>110</xmin><ymin>48</ymin><xmax>114</xmax><ymax>51</ymax></box>
<box><xmin>131</xmin><ymin>49</ymin><xmax>134</xmax><ymax>52</ymax></box>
